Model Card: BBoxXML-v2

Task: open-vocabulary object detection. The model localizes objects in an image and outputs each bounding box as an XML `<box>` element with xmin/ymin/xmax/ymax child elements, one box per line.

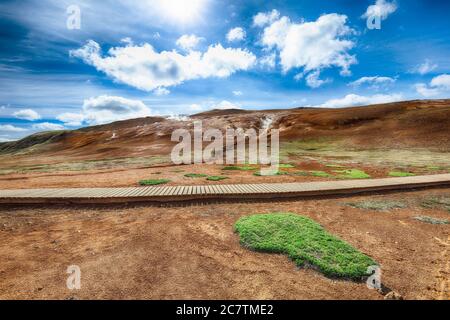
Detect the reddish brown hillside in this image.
<box><xmin>0</xmin><ymin>99</ymin><xmax>449</xmax><ymax>167</ymax></box>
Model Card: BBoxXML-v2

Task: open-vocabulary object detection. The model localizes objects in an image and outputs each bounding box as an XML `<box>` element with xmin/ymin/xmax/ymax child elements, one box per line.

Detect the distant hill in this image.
<box><xmin>1</xmin><ymin>99</ymin><xmax>449</xmax><ymax>166</ymax></box>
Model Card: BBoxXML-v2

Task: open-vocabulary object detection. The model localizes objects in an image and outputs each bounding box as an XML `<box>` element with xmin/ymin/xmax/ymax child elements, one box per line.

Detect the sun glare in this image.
<box><xmin>155</xmin><ymin>0</ymin><xmax>207</xmax><ymax>24</ymax></box>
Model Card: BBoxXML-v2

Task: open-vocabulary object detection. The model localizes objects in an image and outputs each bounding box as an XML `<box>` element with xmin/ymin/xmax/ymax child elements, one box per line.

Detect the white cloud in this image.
<box><xmin>294</xmin><ymin>72</ymin><xmax>304</xmax><ymax>81</ymax></box>
<box><xmin>166</xmin><ymin>114</ymin><xmax>191</xmax><ymax>121</ymax></box>
<box><xmin>154</xmin><ymin>87</ymin><xmax>170</xmax><ymax>96</ymax></box>
<box><xmin>259</xmin><ymin>53</ymin><xmax>276</xmax><ymax>69</ymax></box>
<box><xmin>188</xmin><ymin>104</ymin><xmax>204</xmax><ymax>112</ymax></box>
<box><xmin>311</xmin><ymin>93</ymin><xmax>403</xmax><ymax>108</ymax></box>
<box><xmin>0</xmin><ymin>124</ymin><xmax>27</xmax><ymax>132</ymax></box>
<box><xmin>349</xmin><ymin>76</ymin><xmax>396</xmax><ymax>88</ymax></box>
<box><xmin>362</xmin><ymin>0</ymin><xmax>398</xmax><ymax>20</ymax></box>
<box><xmin>415</xmin><ymin>84</ymin><xmax>440</xmax><ymax>97</ymax></box>
<box><xmin>120</xmin><ymin>37</ymin><xmax>133</xmax><ymax>46</ymax></box>
<box><xmin>430</xmin><ymin>74</ymin><xmax>450</xmax><ymax>88</ymax></box>
<box><xmin>232</xmin><ymin>90</ymin><xmax>243</xmax><ymax>96</ymax></box>
<box><xmin>56</xmin><ymin>113</ymin><xmax>85</xmax><ymax>126</ymax></box>
<box><xmin>13</xmin><ymin>109</ymin><xmax>41</xmax><ymax>121</ymax></box>
<box><xmin>256</xmin><ymin>12</ymin><xmax>357</xmax><ymax>77</ymax></box>
<box><xmin>415</xmin><ymin>74</ymin><xmax>450</xmax><ymax>97</ymax></box>
<box><xmin>211</xmin><ymin>100</ymin><xmax>241</xmax><ymax>110</ymax></box>
<box><xmin>0</xmin><ymin>136</ymin><xmax>14</xmax><ymax>142</ymax></box>
<box><xmin>227</xmin><ymin>27</ymin><xmax>246</xmax><ymax>42</ymax></box>
<box><xmin>412</xmin><ymin>59</ymin><xmax>438</xmax><ymax>75</ymax></box>
<box><xmin>82</xmin><ymin>95</ymin><xmax>152</xmax><ymax>125</ymax></box>
<box><xmin>71</xmin><ymin>40</ymin><xmax>256</xmax><ymax>92</ymax></box>
<box><xmin>305</xmin><ymin>71</ymin><xmax>332</xmax><ymax>88</ymax></box>
<box><xmin>176</xmin><ymin>34</ymin><xmax>203</xmax><ymax>51</ymax></box>
<box><xmin>253</xmin><ymin>9</ymin><xmax>280</xmax><ymax>27</ymax></box>
<box><xmin>32</xmin><ymin>122</ymin><xmax>65</xmax><ymax>131</ymax></box>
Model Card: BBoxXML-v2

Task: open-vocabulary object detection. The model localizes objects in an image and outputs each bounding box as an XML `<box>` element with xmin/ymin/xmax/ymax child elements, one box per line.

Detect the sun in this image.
<box><xmin>155</xmin><ymin>0</ymin><xmax>207</xmax><ymax>24</ymax></box>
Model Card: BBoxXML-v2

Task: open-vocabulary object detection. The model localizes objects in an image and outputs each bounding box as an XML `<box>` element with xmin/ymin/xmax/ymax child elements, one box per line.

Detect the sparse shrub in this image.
<box><xmin>139</xmin><ymin>179</ymin><xmax>170</xmax><ymax>186</ymax></box>
<box><xmin>414</xmin><ymin>216</ymin><xmax>448</xmax><ymax>225</ymax></box>
<box><xmin>346</xmin><ymin>200</ymin><xmax>407</xmax><ymax>211</ymax></box>
<box><xmin>206</xmin><ymin>176</ymin><xmax>229</xmax><ymax>181</ymax></box>
<box><xmin>421</xmin><ymin>197</ymin><xmax>450</xmax><ymax>212</ymax></box>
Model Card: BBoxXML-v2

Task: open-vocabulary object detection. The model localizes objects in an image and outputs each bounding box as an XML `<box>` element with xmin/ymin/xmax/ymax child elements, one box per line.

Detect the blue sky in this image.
<box><xmin>1</xmin><ymin>0</ymin><xmax>450</xmax><ymax>141</ymax></box>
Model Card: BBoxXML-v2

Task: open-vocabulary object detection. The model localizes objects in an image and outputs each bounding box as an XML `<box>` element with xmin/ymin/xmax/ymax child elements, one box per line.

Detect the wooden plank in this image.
<box><xmin>2</xmin><ymin>174</ymin><xmax>450</xmax><ymax>203</ymax></box>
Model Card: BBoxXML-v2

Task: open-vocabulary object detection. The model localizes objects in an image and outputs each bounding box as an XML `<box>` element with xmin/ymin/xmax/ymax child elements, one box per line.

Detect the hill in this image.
<box><xmin>0</xmin><ymin>99</ymin><xmax>449</xmax><ymax>167</ymax></box>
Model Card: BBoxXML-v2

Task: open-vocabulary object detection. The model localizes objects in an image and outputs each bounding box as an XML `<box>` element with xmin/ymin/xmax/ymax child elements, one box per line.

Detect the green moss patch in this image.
<box><xmin>414</xmin><ymin>216</ymin><xmax>448</xmax><ymax>225</ymax></box>
<box><xmin>334</xmin><ymin>169</ymin><xmax>371</xmax><ymax>179</ymax></box>
<box><xmin>292</xmin><ymin>170</ymin><xmax>334</xmax><ymax>178</ymax></box>
<box><xmin>278</xmin><ymin>164</ymin><xmax>296</xmax><ymax>168</ymax></box>
<box><xmin>346</xmin><ymin>200</ymin><xmax>407</xmax><ymax>211</ymax></box>
<box><xmin>253</xmin><ymin>171</ymin><xmax>289</xmax><ymax>176</ymax></box>
<box><xmin>235</xmin><ymin>213</ymin><xmax>377</xmax><ymax>278</ymax></box>
<box><xmin>421</xmin><ymin>197</ymin><xmax>450</xmax><ymax>212</ymax></box>
<box><xmin>293</xmin><ymin>171</ymin><xmax>311</xmax><ymax>176</ymax></box>
<box><xmin>388</xmin><ymin>171</ymin><xmax>415</xmax><ymax>177</ymax></box>
<box><xmin>184</xmin><ymin>173</ymin><xmax>208</xmax><ymax>178</ymax></box>
<box><xmin>139</xmin><ymin>179</ymin><xmax>170</xmax><ymax>186</ymax></box>
<box><xmin>206</xmin><ymin>176</ymin><xmax>229</xmax><ymax>181</ymax></box>
<box><xmin>310</xmin><ymin>171</ymin><xmax>333</xmax><ymax>178</ymax></box>
<box><xmin>326</xmin><ymin>164</ymin><xmax>346</xmax><ymax>168</ymax></box>
<box><xmin>222</xmin><ymin>166</ymin><xmax>257</xmax><ymax>171</ymax></box>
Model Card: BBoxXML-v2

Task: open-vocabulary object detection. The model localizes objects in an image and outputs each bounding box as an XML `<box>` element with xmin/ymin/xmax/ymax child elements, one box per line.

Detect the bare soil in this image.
<box><xmin>0</xmin><ymin>189</ymin><xmax>448</xmax><ymax>300</ymax></box>
<box><xmin>0</xmin><ymin>160</ymin><xmax>447</xmax><ymax>190</ymax></box>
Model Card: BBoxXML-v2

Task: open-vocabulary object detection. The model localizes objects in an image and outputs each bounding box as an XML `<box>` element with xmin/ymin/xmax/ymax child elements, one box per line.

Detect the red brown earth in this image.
<box><xmin>0</xmin><ymin>189</ymin><xmax>448</xmax><ymax>300</ymax></box>
<box><xmin>0</xmin><ymin>161</ymin><xmax>440</xmax><ymax>190</ymax></box>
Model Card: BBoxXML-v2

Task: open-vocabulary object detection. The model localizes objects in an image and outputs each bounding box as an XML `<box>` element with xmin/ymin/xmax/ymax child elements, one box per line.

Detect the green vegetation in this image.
<box><xmin>346</xmin><ymin>200</ymin><xmax>407</xmax><ymax>211</ymax></box>
<box><xmin>184</xmin><ymin>173</ymin><xmax>208</xmax><ymax>178</ymax></box>
<box><xmin>278</xmin><ymin>164</ymin><xmax>295</xmax><ymax>168</ymax></box>
<box><xmin>326</xmin><ymin>164</ymin><xmax>346</xmax><ymax>168</ymax></box>
<box><xmin>427</xmin><ymin>166</ymin><xmax>446</xmax><ymax>171</ymax></box>
<box><xmin>334</xmin><ymin>169</ymin><xmax>371</xmax><ymax>179</ymax></box>
<box><xmin>292</xmin><ymin>170</ymin><xmax>334</xmax><ymax>178</ymax></box>
<box><xmin>421</xmin><ymin>197</ymin><xmax>450</xmax><ymax>212</ymax></box>
<box><xmin>281</xmin><ymin>138</ymin><xmax>337</xmax><ymax>155</ymax></box>
<box><xmin>253</xmin><ymin>171</ymin><xmax>289</xmax><ymax>176</ymax></box>
<box><xmin>222</xmin><ymin>166</ymin><xmax>257</xmax><ymax>171</ymax></box>
<box><xmin>293</xmin><ymin>171</ymin><xmax>310</xmax><ymax>176</ymax></box>
<box><xmin>280</xmin><ymin>139</ymin><xmax>450</xmax><ymax>169</ymax></box>
<box><xmin>414</xmin><ymin>216</ymin><xmax>449</xmax><ymax>225</ymax></box>
<box><xmin>235</xmin><ymin>213</ymin><xmax>376</xmax><ymax>278</ymax></box>
<box><xmin>139</xmin><ymin>179</ymin><xmax>170</xmax><ymax>186</ymax></box>
<box><xmin>310</xmin><ymin>171</ymin><xmax>332</xmax><ymax>178</ymax></box>
<box><xmin>206</xmin><ymin>176</ymin><xmax>229</xmax><ymax>181</ymax></box>
<box><xmin>388</xmin><ymin>171</ymin><xmax>415</xmax><ymax>177</ymax></box>
<box><xmin>0</xmin><ymin>155</ymin><xmax>169</xmax><ymax>175</ymax></box>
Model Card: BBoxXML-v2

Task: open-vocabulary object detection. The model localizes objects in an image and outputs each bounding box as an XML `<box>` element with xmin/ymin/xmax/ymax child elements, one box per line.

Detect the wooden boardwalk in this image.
<box><xmin>1</xmin><ymin>174</ymin><xmax>449</xmax><ymax>205</ymax></box>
